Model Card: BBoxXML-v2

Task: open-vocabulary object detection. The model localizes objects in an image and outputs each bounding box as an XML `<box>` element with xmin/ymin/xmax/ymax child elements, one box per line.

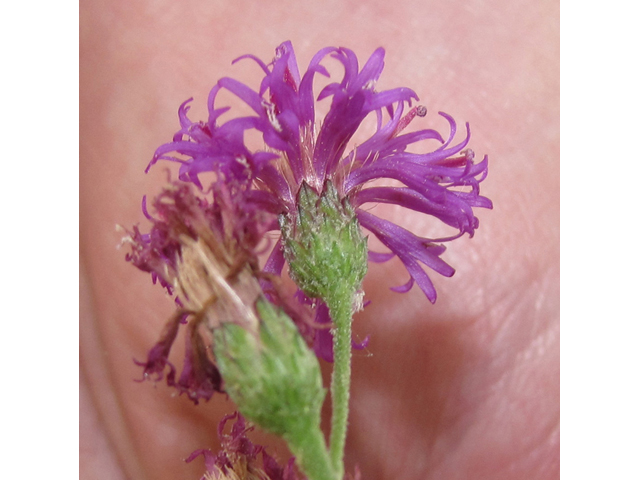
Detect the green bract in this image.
<box><xmin>281</xmin><ymin>181</ymin><xmax>368</xmax><ymax>304</ymax></box>
<box><xmin>214</xmin><ymin>299</ymin><xmax>335</xmax><ymax>480</ymax></box>
<box><xmin>214</xmin><ymin>299</ymin><xmax>325</xmax><ymax>436</ymax></box>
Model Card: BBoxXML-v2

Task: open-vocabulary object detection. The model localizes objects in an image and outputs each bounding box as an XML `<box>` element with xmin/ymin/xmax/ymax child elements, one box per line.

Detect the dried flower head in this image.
<box><xmin>186</xmin><ymin>412</ymin><xmax>300</xmax><ymax>480</ymax></box>
<box><xmin>123</xmin><ymin>179</ymin><xmax>271</xmax><ymax>403</ymax></box>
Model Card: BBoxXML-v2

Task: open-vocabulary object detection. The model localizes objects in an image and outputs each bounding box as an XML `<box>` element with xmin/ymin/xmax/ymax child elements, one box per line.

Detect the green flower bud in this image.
<box><xmin>213</xmin><ymin>298</ymin><xmax>325</xmax><ymax>437</ymax></box>
<box><xmin>281</xmin><ymin>181</ymin><xmax>368</xmax><ymax>304</ymax></box>
<box><xmin>214</xmin><ymin>299</ymin><xmax>335</xmax><ymax>480</ymax></box>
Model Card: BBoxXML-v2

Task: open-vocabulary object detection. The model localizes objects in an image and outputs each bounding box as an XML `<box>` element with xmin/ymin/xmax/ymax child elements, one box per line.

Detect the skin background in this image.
<box><xmin>79</xmin><ymin>1</ymin><xmax>559</xmax><ymax>479</ymax></box>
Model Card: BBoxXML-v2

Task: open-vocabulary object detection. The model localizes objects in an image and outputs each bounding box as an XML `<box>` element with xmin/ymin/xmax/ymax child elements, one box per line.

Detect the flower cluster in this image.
<box><xmin>123</xmin><ymin>40</ymin><xmax>492</xmax><ymax>480</ymax></box>
<box><xmin>126</xmin><ymin>40</ymin><xmax>491</xmax><ymax>400</ymax></box>
<box><xmin>151</xmin><ymin>41</ymin><xmax>491</xmax><ymax>303</ymax></box>
<box><xmin>186</xmin><ymin>412</ymin><xmax>300</xmax><ymax>480</ymax></box>
<box><xmin>187</xmin><ymin>413</ymin><xmax>364</xmax><ymax>480</ymax></box>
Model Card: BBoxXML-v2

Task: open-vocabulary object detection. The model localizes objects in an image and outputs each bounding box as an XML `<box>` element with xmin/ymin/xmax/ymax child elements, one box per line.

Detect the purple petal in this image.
<box><xmin>275</xmin><ymin>41</ymin><xmax>302</xmax><ymax>87</ymax></box>
<box><xmin>391</xmin><ymin>277</ymin><xmax>414</xmax><ymax>293</ymax></box>
<box><xmin>352</xmin><ymin>334</ymin><xmax>370</xmax><ymax>350</ymax></box>
<box><xmin>368</xmin><ymin>250</ymin><xmax>395</xmax><ymax>263</ymax></box>
<box><xmin>232</xmin><ymin>53</ymin><xmax>271</xmax><ymax>76</ymax></box>
<box><xmin>133</xmin><ymin>310</ymin><xmax>184</xmax><ymax>383</ymax></box>
<box><xmin>352</xmin><ymin>186</ymin><xmax>478</xmax><ymax>235</ymax></box>
<box><xmin>176</xmin><ymin>323</ymin><xmax>223</xmax><ymax>405</ymax></box>
<box><xmin>217</xmin><ymin>77</ymin><xmax>265</xmax><ymax>115</ymax></box>
<box><xmin>357</xmin><ymin>210</ymin><xmax>456</xmax><ymax>302</ymax></box>
<box><xmin>350</xmin><ymin>47</ymin><xmax>385</xmax><ymax>91</ymax></box>
<box><xmin>263</xmin><ymin>237</ymin><xmax>285</xmax><ymax>276</ymax></box>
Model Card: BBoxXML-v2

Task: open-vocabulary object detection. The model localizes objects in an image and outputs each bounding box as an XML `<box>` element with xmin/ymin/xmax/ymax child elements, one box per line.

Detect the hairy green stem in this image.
<box><xmin>327</xmin><ymin>287</ymin><xmax>355</xmax><ymax>478</ymax></box>
<box><xmin>286</xmin><ymin>420</ymin><xmax>335</xmax><ymax>480</ymax></box>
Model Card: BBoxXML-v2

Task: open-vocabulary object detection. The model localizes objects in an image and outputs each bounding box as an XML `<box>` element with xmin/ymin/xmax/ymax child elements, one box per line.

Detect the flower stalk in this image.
<box><xmin>326</xmin><ymin>284</ymin><xmax>356</xmax><ymax>476</ymax></box>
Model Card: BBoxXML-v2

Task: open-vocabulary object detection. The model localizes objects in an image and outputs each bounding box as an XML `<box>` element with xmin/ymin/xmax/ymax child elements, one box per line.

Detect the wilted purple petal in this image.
<box><xmin>187</xmin><ymin>412</ymin><xmax>300</xmax><ymax>480</ymax></box>
<box><xmin>133</xmin><ymin>310</ymin><xmax>184</xmax><ymax>383</ymax></box>
<box><xmin>176</xmin><ymin>323</ymin><xmax>223</xmax><ymax>405</ymax></box>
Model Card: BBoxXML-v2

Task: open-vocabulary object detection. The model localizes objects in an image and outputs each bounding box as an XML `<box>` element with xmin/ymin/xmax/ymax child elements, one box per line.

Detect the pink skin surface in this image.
<box><xmin>80</xmin><ymin>1</ymin><xmax>559</xmax><ymax>479</ymax></box>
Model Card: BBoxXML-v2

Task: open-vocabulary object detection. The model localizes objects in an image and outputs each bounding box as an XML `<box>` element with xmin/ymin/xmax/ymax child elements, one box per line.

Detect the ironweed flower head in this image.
<box><xmin>124</xmin><ymin>177</ymin><xmax>326</xmax><ymax>416</ymax></box>
<box><xmin>123</xmin><ymin>179</ymin><xmax>272</xmax><ymax>404</ymax></box>
<box><xmin>186</xmin><ymin>412</ymin><xmax>300</xmax><ymax>480</ymax></box>
<box><xmin>151</xmin><ymin>41</ymin><xmax>492</xmax><ymax>304</ymax></box>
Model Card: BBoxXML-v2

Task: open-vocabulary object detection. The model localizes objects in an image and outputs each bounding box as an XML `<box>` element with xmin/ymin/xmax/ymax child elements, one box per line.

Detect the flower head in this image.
<box><xmin>124</xmin><ymin>179</ymin><xmax>273</xmax><ymax>403</ymax></box>
<box><xmin>152</xmin><ymin>41</ymin><xmax>491</xmax><ymax>303</ymax></box>
<box><xmin>186</xmin><ymin>412</ymin><xmax>300</xmax><ymax>480</ymax></box>
<box><xmin>124</xmin><ymin>176</ymin><xmax>327</xmax><ymax>401</ymax></box>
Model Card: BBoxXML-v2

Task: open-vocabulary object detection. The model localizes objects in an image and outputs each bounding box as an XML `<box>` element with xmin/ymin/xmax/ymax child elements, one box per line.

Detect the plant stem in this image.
<box><xmin>327</xmin><ymin>287</ymin><xmax>354</xmax><ymax>478</ymax></box>
<box><xmin>286</xmin><ymin>419</ymin><xmax>335</xmax><ymax>480</ymax></box>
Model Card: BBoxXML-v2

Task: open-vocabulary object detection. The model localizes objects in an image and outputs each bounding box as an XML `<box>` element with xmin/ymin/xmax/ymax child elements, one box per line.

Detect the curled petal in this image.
<box><xmin>391</xmin><ymin>276</ymin><xmax>414</xmax><ymax>293</ymax></box>
<box><xmin>357</xmin><ymin>210</ymin><xmax>455</xmax><ymax>303</ymax></box>
<box><xmin>176</xmin><ymin>321</ymin><xmax>223</xmax><ymax>405</ymax></box>
<box><xmin>133</xmin><ymin>310</ymin><xmax>185</xmax><ymax>383</ymax></box>
<box><xmin>368</xmin><ymin>250</ymin><xmax>395</xmax><ymax>263</ymax></box>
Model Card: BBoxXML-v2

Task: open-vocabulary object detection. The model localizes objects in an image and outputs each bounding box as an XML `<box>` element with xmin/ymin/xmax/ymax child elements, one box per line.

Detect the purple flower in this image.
<box><xmin>152</xmin><ymin>41</ymin><xmax>492</xmax><ymax>303</ymax></box>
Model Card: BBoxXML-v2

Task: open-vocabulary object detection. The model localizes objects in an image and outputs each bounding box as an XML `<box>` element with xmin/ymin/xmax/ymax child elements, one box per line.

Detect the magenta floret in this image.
<box><xmin>186</xmin><ymin>413</ymin><xmax>301</xmax><ymax>480</ymax></box>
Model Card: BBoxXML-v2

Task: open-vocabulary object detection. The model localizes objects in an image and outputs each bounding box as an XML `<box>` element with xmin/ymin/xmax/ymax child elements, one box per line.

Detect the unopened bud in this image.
<box><xmin>213</xmin><ymin>298</ymin><xmax>325</xmax><ymax>439</ymax></box>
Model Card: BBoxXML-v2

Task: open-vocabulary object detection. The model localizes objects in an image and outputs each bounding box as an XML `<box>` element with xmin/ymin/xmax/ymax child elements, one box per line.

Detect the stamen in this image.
<box><xmin>392</xmin><ymin>104</ymin><xmax>427</xmax><ymax>137</ymax></box>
